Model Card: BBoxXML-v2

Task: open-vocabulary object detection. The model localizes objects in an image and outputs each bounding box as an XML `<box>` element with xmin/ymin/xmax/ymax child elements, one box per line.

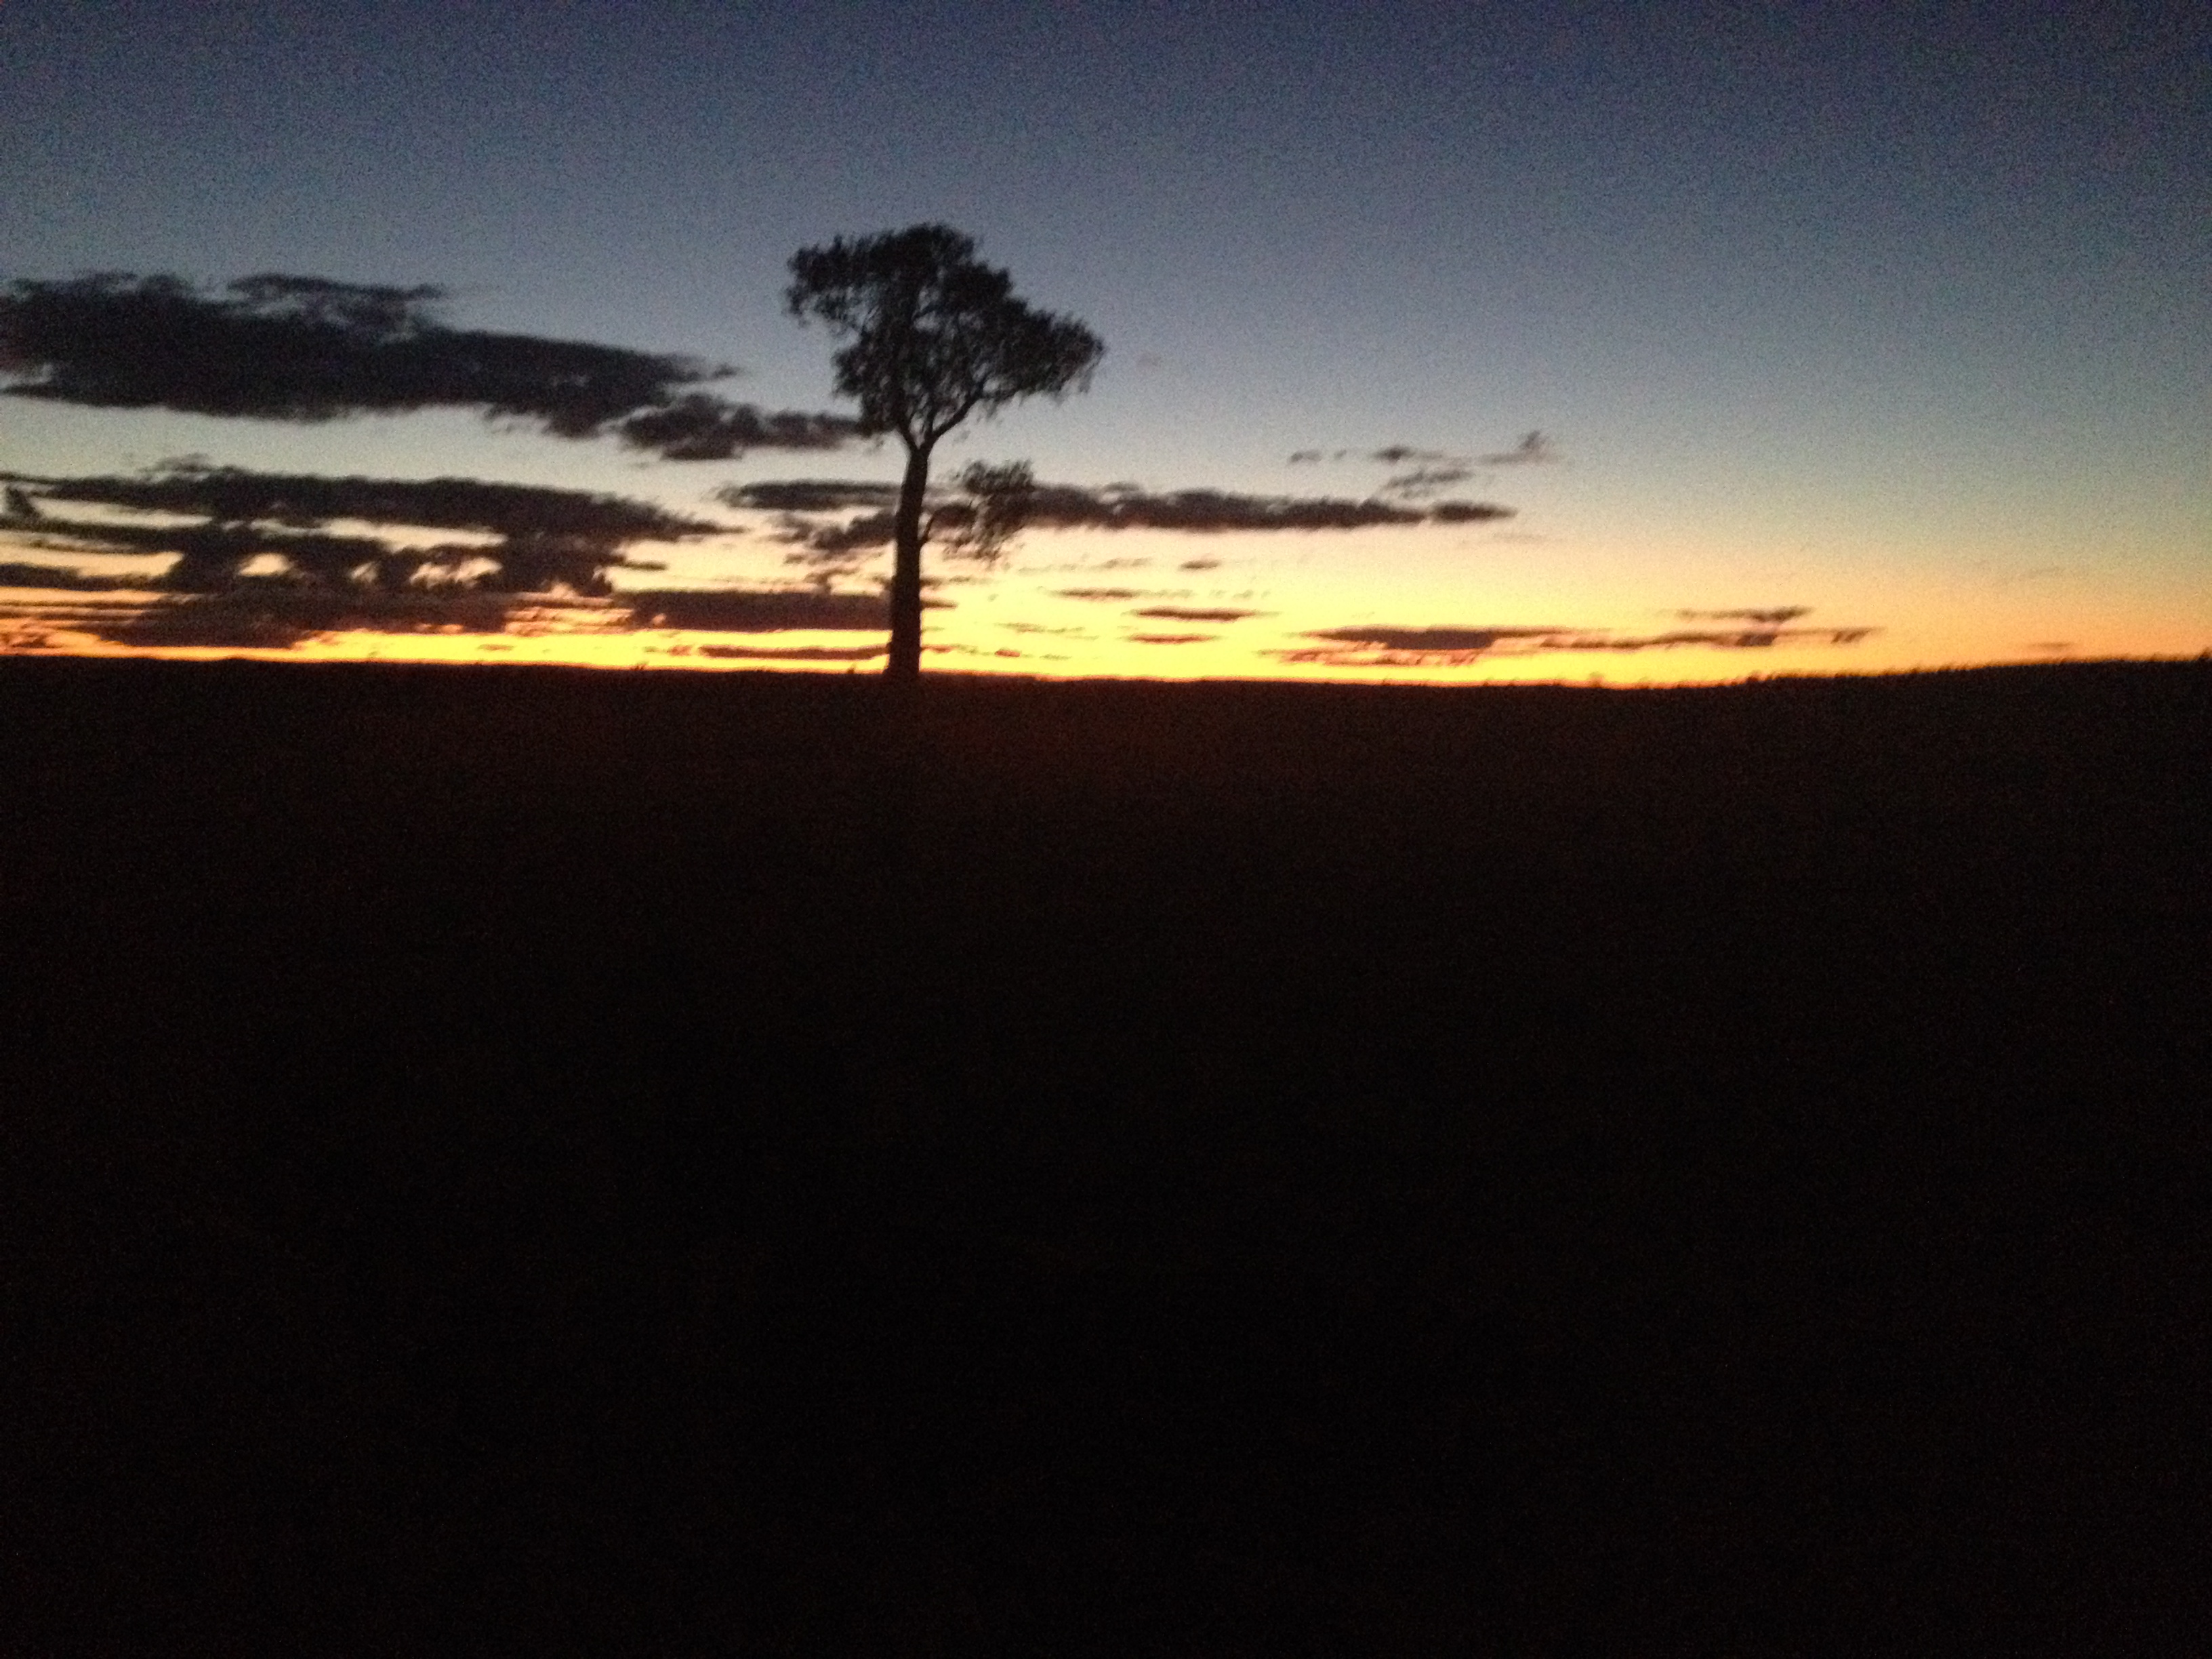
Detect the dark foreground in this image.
<box><xmin>3</xmin><ymin>658</ymin><xmax>2207</xmax><ymax>1654</ymax></box>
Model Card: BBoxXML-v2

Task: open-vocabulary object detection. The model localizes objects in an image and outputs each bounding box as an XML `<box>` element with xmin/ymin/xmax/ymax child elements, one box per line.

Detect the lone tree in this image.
<box><xmin>785</xmin><ymin>225</ymin><xmax>1103</xmax><ymax>680</ymax></box>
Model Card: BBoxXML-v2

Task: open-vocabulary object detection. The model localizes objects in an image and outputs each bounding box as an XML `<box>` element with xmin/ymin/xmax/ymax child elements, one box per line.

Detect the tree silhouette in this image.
<box><xmin>938</xmin><ymin>460</ymin><xmax>1036</xmax><ymax>567</ymax></box>
<box><xmin>785</xmin><ymin>226</ymin><xmax>1103</xmax><ymax>681</ymax></box>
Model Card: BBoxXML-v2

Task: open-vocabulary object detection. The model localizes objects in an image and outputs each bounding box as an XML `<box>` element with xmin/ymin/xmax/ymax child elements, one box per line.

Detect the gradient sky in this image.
<box><xmin>3</xmin><ymin>0</ymin><xmax>2207</xmax><ymax>681</ymax></box>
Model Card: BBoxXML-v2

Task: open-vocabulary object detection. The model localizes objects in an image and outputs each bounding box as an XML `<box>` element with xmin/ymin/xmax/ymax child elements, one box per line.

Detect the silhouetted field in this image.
<box><xmin>3</xmin><ymin>657</ymin><xmax>2207</xmax><ymax>1654</ymax></box>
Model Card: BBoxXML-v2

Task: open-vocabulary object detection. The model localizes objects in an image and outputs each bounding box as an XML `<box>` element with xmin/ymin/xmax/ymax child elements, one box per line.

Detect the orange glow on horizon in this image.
<box><xmin>5</xmin><ymin>519</ymin><xmax>2206</xmax><ymax>686</ymax></box>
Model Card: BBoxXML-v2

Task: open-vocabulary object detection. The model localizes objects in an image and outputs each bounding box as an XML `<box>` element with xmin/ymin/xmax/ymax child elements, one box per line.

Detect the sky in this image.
<box><xmin>2</xmin><ymin>0</ymin><xmax>2207</xmax><ymax>682</ymax></box>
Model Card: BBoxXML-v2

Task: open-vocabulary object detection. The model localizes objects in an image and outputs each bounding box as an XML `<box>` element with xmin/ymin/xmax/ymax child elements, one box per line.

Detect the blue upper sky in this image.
<box><xmin>3</xmin><ymin>0</ymin><xmax>2206</xmax><ymax>678</ymax></box>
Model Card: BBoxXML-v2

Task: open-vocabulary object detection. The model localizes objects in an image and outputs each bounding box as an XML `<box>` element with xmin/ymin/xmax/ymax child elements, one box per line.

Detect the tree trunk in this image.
<box><xmin>886</xmin><ymin>442</ymin><xmax>930</xmax><ymax>682</ymax></box>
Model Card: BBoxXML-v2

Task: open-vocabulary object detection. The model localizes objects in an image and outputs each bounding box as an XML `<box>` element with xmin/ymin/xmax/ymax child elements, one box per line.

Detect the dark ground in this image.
<box><xmin>2</xmin><ymin>657</ymin><xmax>2207</xmax><ymax>1655</ymax></box>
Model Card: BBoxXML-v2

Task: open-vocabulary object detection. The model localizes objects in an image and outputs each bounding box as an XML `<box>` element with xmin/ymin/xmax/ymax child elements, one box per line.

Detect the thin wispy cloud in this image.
<box><xmin>1280</xmin><ymin>611</ymin><xmax>1877</xmax><ymax>667</ymax></box>
<box><xmin>20</xmin><ymin>464</ymin><xmax>710</xmax><ymax>596</ymax></box>
<box><xmin>1378</xmin><ymin>464</ymin><xmax>1475</xmax><ymax>500</ymax></box>
<box><xmin>737</xmin><ymin>474</ymin><xmax>1516</xmax><ymax>579</ymax></box>
<box><xmin>1130</xmin><ymin>605</ymin><xmax>1263</xmax><ymax>623</ymax></box>
<box><xmin>1280</xmin><ymin>438</ymin><xmax>1557</xmax><ymax>517</ymax></box>
<box><xmin>1288</xmin><ymin>434</ymin><xmax>1562</xmax><ymax>478</ymax></box>
<box><xmin>1578</xmin><ymin>626</ymin><xmax>1876</xmax><ymax>651</ymax></box>
<box><xmin>693</xmin><ymin>642</ymin><xmax>883</xmax><ymax>661</ymax></box>
<box><xmin>43</xmin><ymin>466</ymin><xmax>711</xmax><ymax>541</ymax></box>
<box><xmin>1289</xmin><ymin>445</ymin><xmax>1458</xmax><ymax>466</ymax></box>
<box><xmin>1296</xmin><ymin>626</ymin><xmax>1568</xmax><ymax>655</ymax></box>
<box><xmin>1476</xmin><ymin>431</ymin><xmax>1563</xmax><ymax>466</ymax></box>
<box><xmin>740</xmin><ymin>476</ymin><xmax>1513</xmax><ymax>537</ymax></box>
<box><xmin>1677</xmin><ymin>607</ymin><xmax>1809</xmax><ymax>626</ymax></box>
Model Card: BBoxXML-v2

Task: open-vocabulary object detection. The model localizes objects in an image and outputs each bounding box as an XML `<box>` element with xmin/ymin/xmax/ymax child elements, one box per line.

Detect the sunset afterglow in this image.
<box><xmin>3</xmin><ymin>2</ymin><xmax>2203</xmax><ymax>682</ymax></box>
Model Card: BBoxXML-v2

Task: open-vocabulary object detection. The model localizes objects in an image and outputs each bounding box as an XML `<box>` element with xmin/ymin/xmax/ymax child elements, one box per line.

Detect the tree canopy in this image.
<box><xmin>785</xmin><ymin>224</ymin><xmax>1103</xmax><ymax>678</ymax></box>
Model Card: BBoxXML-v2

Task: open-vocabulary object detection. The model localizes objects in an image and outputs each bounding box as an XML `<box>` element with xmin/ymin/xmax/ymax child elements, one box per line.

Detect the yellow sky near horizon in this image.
<box><xmin>7</xmin><ymin>507</ymin><xmax>2205</xmax><ymax>685</ymax></box>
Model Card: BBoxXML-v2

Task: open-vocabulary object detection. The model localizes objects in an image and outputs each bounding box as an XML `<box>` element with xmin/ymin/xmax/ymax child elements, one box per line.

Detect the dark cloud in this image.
<box><xmin>0</xmin><ymin>273</ymin><xmax>854</xmax><ymax>457</ymax></box>
<box><xmin>0</xmin><ymin>575</ymin><xmax>919</xmax><ymax>649</ymax></box>
<box><xmin>0</xmin><ymin>272</ymin><xmax>705</xmax><ymax>433</ymax></box>
<box><xmin>8</xmin><ymin>512</ymin><xmax>242</xmax><ymax>560</ymax></box>
<box><xmin>781</xmin><ymin>510</ymin><xmax>897</xmax><ymax>564</ymax></box>
<box><xmin>44</xmin><ymin>464</ymin><xmax>709</xmax><ymax>540</ymax></box>
<box><xmin>94</xmin><ymin>609</ymin><xmax>329</xmax><ymax>652</ymax></box>
<box><xmin>1677</xmin><ymin>607</ymin><xmax>1811</xmax><ymax>626</ymax></box>
<box><xmin>613</xmin><ymin>395</ymin><xmax>857</xmax><ymax>461</ymax></box>
<box><xmin>9</xmin><ymin>510</ymin><xmax>436</xmax><ymax>594</ymax></box>
<box><xmin>1179</xmin><ymin>557</ymin><xmax>1223</xmax><ymax>571</ymax></box>
<box><xmin>32</xmin><ymin>464</ymin><xmax>708</xmax><ymax>596</ymax></box>
<box><xmin>1281</xmin><ymin>614</ymin><xmax>1877</xmax><ymax>667</ymax></box>
<box><xmin>1282</xmin><ymin>434</ymin><xmax>1562</xmax><ymax>491</ymax></box>
<box><xmin>1054</xmin><ymin>588</ymin><xmax>1144</xmax><ymax>602</ymax></box>
<box><xmin>0</xmin><ymin>598</ymin><xmax>135</xmax><ymax>630</ymax></box>
<box><xmin>1305</xmin><ymin>626</ymin><xmax>1567</xmax><ymax>654</ymax></box>
<box><xmin>1379</xmin><ymin>464</ymin><xmax>1476</xmax><ymax>499</ymax></box>
<box><xmin>0</xmin><ymin>561</ymin><xmax>133</xmax><ymax>591</ymax></box>
<box><xmin>75</xmin><ymin>588</ymin><xmax>531</xmax><ymax>650</ymax></box>
<box><xmin>719</xmin><ymin>480</ymin><xmax>901</xmax><ymax>513</ymax></box>
<box><xmin>1426</xmin><ymin>501</ymin><xmax>1514</xmax><ymax>524</ymax></box>
<box><xmin>737</xmin><ymin>477</ymin><xmax>1511</xmax><ymax>535</ymax></box>
<box><xmin>1021</xmin><ymin>484</ymin><xmax>1500</xmax><ymax>533</ymax></box>
<box><xmin>1130</xmin><ymin>606</ymin><xmax>1262</xmax><ymax>622</ymax></box>
<box><xmin>1128</xmin><ymin>633</ymin><xmax>1216</xmax><ymax>645</ymax></box>
<box><xmin>1290</xmin><ymin>447</ymin><xmax>1432</xmax><ymax>466</ymax></box>
<box><xmin>1477</xmin><ymin>431</ymin><xmax>1563</xmax><ymax>466</ymax></box>
<box><xmin>625</xmin><ymin>588</ymin><xmax>904</xmax><ymax>632</ymax></box>
<box><xmin>720</xmin><ymin>483</ymin><xmax>901</xmax><ymax>573</ymax></box>
<box><xmin>745</xmin><ymin>464</ymin><xmax>1043</xmax><ymax>571</ymax></box>
<box><xmin>918</xmin><ymin>642</ymin><xmax>1030</xmax><ymax>661</ymax></box>
<box><xmin>1564</xmin><ymin>626</ymin><xmax>1879</xmax><ymax>650</ymax></box>
<box><xmin>1285</xmin><ymin>443</ymin><xmax>1553</xmax><ymax>486</ymax></box>
<box><xmin>1275</xmin><ymin>647</ymin><xmax>1481</xmax><ymax>668</ymax></box>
